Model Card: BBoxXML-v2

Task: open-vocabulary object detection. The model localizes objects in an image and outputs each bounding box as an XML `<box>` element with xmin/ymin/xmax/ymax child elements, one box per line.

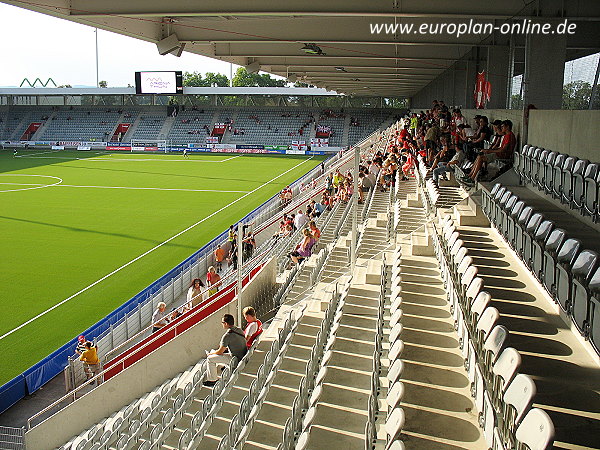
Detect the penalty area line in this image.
<box><xmin>0</xmin><ymin>156</ymin><xmax>314</xmax><ymax>341</ymax></box>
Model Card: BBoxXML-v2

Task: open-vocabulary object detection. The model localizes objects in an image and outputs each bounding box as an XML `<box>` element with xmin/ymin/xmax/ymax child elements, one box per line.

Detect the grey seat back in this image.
<box><xmin>504</xmin><ymin>195</ymin><xmax>518</xmax><ymax>213</ymax></box>
<box><xmin>509</xmin><ymin>201</ymin><xmax>525</xmax><ymax>219</ymax></box>
<box><xmin>533</xmin><ymin>220</ymin><xmax>554</xmax><ymax>243</ymax></box>
<box><xmin>571</xmin><ymin>250</ymin><xmax>599</xmax><ymax>281</ymax></box>
<box><xmin>516</xmin><ymin>206</ymin><xmax>534</xmax><ymax>226</ymax></box>
<box><xmin>494</xmin><ymin>186</ymin><xmax>507</xmax><ymax>202</ymax></box>
<box><xmin>545</xmin><ymin>229</ymin><xmax>566</xmax><ymax>255</ymax></box>
<box><xmin>525</xmin><ymin>213</ymin><xmax>543</xmax><ymax>234</ymax></box>
<box><xmin>557</xmin><ymin>238</ymin><xmax>581</xmax><ymax>267</ymax></box>
<box><xmin>572</xmin><ymin>159</ymin><xmax>588</xmax><ymax>177</ymax></box>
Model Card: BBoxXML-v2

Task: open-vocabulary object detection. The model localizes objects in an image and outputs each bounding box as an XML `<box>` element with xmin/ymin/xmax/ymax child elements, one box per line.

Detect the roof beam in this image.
<box><xmin>66</xmin><ymin>0</ymin><xmax>600</xmax><ymax>20</ymax></box>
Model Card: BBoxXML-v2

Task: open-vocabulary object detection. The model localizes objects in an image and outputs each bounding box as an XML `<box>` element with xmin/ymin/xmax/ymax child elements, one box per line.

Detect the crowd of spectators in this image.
<box><xmin>389</xmin><ymin>100</ymin><xmax>517</xmax><ymax>186</ymax></box>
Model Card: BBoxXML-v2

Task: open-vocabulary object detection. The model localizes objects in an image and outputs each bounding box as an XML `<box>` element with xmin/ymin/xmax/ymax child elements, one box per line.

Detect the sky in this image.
<box><xmin>0</xmin><ymin>3</ymin><xmax>237</xmax><ymax>87</ymax></box>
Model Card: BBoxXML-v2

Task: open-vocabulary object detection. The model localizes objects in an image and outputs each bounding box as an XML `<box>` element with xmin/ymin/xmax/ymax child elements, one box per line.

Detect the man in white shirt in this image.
<box><xmin>294</xmin><ymin>210</ymin><xmax>309</xmax><ymax>230</ymax></box>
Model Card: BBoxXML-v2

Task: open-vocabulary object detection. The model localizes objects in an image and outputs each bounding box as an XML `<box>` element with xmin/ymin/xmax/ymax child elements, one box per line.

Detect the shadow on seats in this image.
<box><xmin>402</xmin><ymin>345</ymin><xmax>465</xmax><ymax>368</ymax></box>
<box><xmin>402</xmin><ymin>406</ymin><xmax>482</xmax><ymax>442</ymax></box>
<box><xmin>498</xmin><ymin>315</ymin><xmax>559</xmax><ymax>336</ymax></box>
<box><xmin>402</xmin><ymin>328</ymin><xmax>458</xmax><ymax>349</ymax></box>
<box><xmin>402</xmin><ymin>361</ymin><xmax>469</xmax><ymax>389</ymax></box>
<box><xmin>506</xmin><ymin>333</ymin><xmax>572</xmax><ymax>356</ymax></box>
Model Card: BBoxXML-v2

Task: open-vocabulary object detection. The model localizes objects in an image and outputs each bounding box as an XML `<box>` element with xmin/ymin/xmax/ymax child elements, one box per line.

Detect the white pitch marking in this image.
<box><xmin>16</xmin><ymin>155</ymin><xmax>241</xmax><ymax>163</ymax></box>
<box><xmin>0</xmin><ymin>156</ymin><xmax>314</xmax><ymax>341</ymax></box>
<box><xmin>0</xmin><ymin>182</ymin><xmax>47</xmax><ymax>186</ymax></box>
<box><xmin>54</xmin><ymin>184</ymin><xmax>250</xmax><ymax>193</ymax></box>
<box><xmin>15</xmin><ymin>149</ymin><xmax>62</xmax><ymax>158</ymax></box>
<box><xmin>0</xmin><ymin>174</ymin><xmax>63</xmax><ymax>193</ymax></box>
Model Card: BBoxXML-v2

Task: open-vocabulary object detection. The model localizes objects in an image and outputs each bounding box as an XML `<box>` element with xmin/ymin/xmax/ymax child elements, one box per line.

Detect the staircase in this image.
<box><xmin>122</xmin><ymin>114</ymin><xmax>142</xmax><ymax>141</ymax></box>
<box><xmin>341</xmin><ymin>114</ymin><xmax>351</xmax><ymax>147</ymax></box>
<box><xmin>158</xmin><ymin>116</ymin><xmax>175</xmax><ymax>141</ymax></box>
<box><xmin>30</xmin><ymin>111</ymin><xmax>57</xmax><ymax>140</ymax></box>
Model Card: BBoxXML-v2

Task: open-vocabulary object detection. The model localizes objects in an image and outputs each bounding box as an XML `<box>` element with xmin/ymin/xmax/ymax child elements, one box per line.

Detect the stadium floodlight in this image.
<box><xmin>157</xmin><ymin>33</ymin><xmax>181</xmax><ymax>55</ymax></box>
<box><xmin>301</xmin><ymin>43</ymin><xmax>325</xmax><ymax>55</ymax></box>
<box><xmin>245</xmin><ymin>61</ymin><xmax>261</xmax><ymax>74</ymax></box>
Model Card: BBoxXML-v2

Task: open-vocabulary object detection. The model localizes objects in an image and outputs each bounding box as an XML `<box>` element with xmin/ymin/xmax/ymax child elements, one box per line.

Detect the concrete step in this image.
<box><xmin>453</xmin><ymin>202</ymin><xmax>489</xmax><ymax>227</ymax></box>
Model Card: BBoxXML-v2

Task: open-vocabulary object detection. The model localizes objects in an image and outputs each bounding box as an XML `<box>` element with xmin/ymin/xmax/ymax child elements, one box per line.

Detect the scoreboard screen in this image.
<box><xmin>135</xmin><ymin>71</ymin><xmax>183</xmax><ymax>94</ymax></box>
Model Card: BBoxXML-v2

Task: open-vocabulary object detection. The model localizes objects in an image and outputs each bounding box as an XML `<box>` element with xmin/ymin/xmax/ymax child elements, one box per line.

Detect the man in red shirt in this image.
<box><xmin>466</xmin><ymin>120</ymin><xmax>516</xmax><ymax>182</ymax></box>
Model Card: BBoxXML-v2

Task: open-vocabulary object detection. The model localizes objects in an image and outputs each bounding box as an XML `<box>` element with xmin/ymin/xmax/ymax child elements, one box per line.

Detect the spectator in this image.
<box><xmin>79</xmin><ymin>341</ymin><xmax>101</xmax><ymax>385</ymax></box>
<box><xmin>203</xmin><ymin>314</ymin><xmax>247</xmax><ymax>386</ymax></box>
<box><xmin>75</xmin><ymin>335</ymin><xmax>87</xmax><ymax>355</ymax></box>
<box><xmin>466</xmin><ymin>120</ymin><xmax>516</xmax><ymax>182</ymax></box>
<box><xmin>308</xmin><ymin>221</ymin><xmax>321</xmax><ymax>241</ymax></box>
<box><xmin>313</xmin><ymin>200</ymin><xmax>326</xmax><ymax>217</ymax></box>
<box><xmin>242</xmin><ymin>233</ymin><xmax>256</xmax><ymax>261</ymax></box>
<box><xmin>488</xmin><ymin>120</ymin><xmax>504</xmax><ymax>149</ymax></box>
<box><xmin>243</xmin><ymin>306</ymin><xmax>263</xmax><ymax>349</ymax></box>
<box><xmin>187</xmin><ymin>278</ymin><xmax>206</xmax><ymax>309</ymax></box>
<box><xmin>432</xmin><ymin>146</ymin><xmax>465</xmax><ymax>185</ymax></box>
<box><xmin>424</xmin><ymin>122</ymin><xmax>440</xmax><ymax>163</ymax></box>
<box><xmin>288</xmin><ymin>228</ymin><xmax>316</xmax><ymax>265</ymax></box>
<box><xmin>151</xmin><ymin>302</ymin><xmax>170</xmax><ymax>333</ymax></box>
<box><xmin>214</xmin><ymin>245</ymin><xmax>226</xmax><ymax>272</ymax></box>
<box><xmin>207</xmin><ymin>266</ymin><xmax>221</xmax><ymax>295</ymax></box>
<box><xmin>464</xmin><ymin>116</ymin><xmax>491</xmax><ymax>161</ymax></box>
<box><xmin>294</xmin><ymin>210</ymin><xmax>309</xmax><ymax>230</ymax></box>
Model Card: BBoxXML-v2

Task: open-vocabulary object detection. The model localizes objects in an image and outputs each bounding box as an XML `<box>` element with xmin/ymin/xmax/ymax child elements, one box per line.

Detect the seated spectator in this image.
<box><xmin>465</xmin><ymin>120</ymin><xmax>516</xmax><ymax>182</ymax></box>
<box><xmin>464</xmin><ymin>116</ymin><xmax>491</xmax><ymax>161</ymax></box>
<box><xmin>294</xmin><ymin>209</ymin><xmax>309</xmax><ymax>230</ymax></box>
<box><xmin>243</xmin><ymin>307</ymin><xmax>263</xmax><ymax>349</ymax></box>
<box><xmin>151</xmin><ymin>302</ymin><xmax>170</xmax><ymax>333</ymax></box>
<box><xmin>203</xmin><ymin>314</ymin><xmax>247</xmax><ymax>386</ymax></box>
<box><xmin>207</xmin><ymin>266</ymin><xmax>221</xmax><ymax>295</ymax></box>
<box><xmin>309</xmin><ymin>221</ymin><xmax>321</xmax><ymax>241</ymax></box>
<box><xmin>187</xmin><ymin>278</ymin><xmax>206</xmax><ymax>309</ymax></box>
<box><xmin>488</xmin><ymin>120</ymin><xmax>503</xmax><ymax>149</ymax></box>
<box><xmin>432</xmin><ymin>146</ymin><xmax>465</xmax><ymax>185</ymax></box>
<box><xmin>313</xmin><ymin>200</ymin><xmax>326</xmax><ymax>217</ymax></box>
<box><xmin>288</xmin><ymin>228</ymin><xmax>316</xmax><ymax>265</ymax></box>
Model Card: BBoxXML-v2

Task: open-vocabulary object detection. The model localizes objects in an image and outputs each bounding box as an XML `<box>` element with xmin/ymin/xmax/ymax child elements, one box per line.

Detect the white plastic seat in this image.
<box><xmin>390</xmin><ymin>309</ymin><xmax>403</xmax><ymax>328</ymax></box>
<box><xmin>501</xmin><ymin>374</ymin><xmax>537</xmax><ymax>447</ymax></box>
<box><xmin>387</xmin><ymin>381</ymin><xmax>405</xmax><ymax>413</ymax></box>
<box><xmin>387</xmin><ymin>359</ymin><xmax>404</xmax><ymax>385</ymax></box>
<box><xmin>515</xmin><ymin>408</ymin><xmax>555</xmax><ymax>450</ymax></box>
<box><xmin>389</xmin><ymin>339</ymin><xmax>404</xmax><ymax>362</ymax></box>
<box><xmin>389</xmin><ymin>323</ymin><xmax>403</xmax><ymax>344</ymax></box>
<box><xmin>385</xmin><ymin>408</ymin><xmax>405</xmax><ymax>445</ymax></box>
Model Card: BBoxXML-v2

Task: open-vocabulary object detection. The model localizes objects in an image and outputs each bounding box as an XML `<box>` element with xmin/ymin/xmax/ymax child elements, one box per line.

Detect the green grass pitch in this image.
<box><xmin>0</xmin><ymin>149</ymin><xmax>324</xmax><ymax>385</ymax></box>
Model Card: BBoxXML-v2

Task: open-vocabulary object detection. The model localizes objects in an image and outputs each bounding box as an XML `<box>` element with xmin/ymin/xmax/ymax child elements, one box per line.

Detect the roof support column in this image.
<box><xmin>486</xmin><ymin>46</ymin><xmax>510</xmax><ymax>109</ymax></box>
<box><xmin>523</xmin><ymin>23</ymin><xmax>567</xmax><ymax>109</ymax></box>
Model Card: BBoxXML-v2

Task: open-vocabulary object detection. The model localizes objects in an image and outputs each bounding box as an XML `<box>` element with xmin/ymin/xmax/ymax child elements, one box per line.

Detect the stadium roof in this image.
<box><xmin>0</xmin><ymin>87</ymin><xmax>335</xmax><ymax>96</ymax></box>
<box><xmin>3</xmin><ymin>0</ymin><xmax>600</xmax><ymax>97</ymax></box>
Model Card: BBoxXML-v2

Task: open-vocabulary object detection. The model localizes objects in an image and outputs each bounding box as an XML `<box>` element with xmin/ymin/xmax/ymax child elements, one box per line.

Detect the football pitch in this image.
<box><xmin>0</xmin><ymin>149</ymin><xmax>324</xmax><ymax>385</ymax></box>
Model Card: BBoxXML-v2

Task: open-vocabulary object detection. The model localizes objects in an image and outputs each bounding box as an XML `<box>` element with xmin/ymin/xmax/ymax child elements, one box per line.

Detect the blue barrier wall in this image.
<box><xmin>0</xmin><ymin>154</ymin><xmax>331</xmax><ymax>414</ymax></box>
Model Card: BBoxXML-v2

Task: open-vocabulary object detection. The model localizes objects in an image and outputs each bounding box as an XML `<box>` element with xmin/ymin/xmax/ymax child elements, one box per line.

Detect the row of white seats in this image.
<box><xmin>433</xmin><ymin>215</ymin><xmax>554</xmax><ymax>450</ymax></box>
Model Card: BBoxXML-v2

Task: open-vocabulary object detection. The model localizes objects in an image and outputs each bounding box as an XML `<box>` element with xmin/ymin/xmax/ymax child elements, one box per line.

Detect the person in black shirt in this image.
<box><xmin>464</xmin><ymin>116</ymin><xmax>491</xmax><ymax>161</ymax></box>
